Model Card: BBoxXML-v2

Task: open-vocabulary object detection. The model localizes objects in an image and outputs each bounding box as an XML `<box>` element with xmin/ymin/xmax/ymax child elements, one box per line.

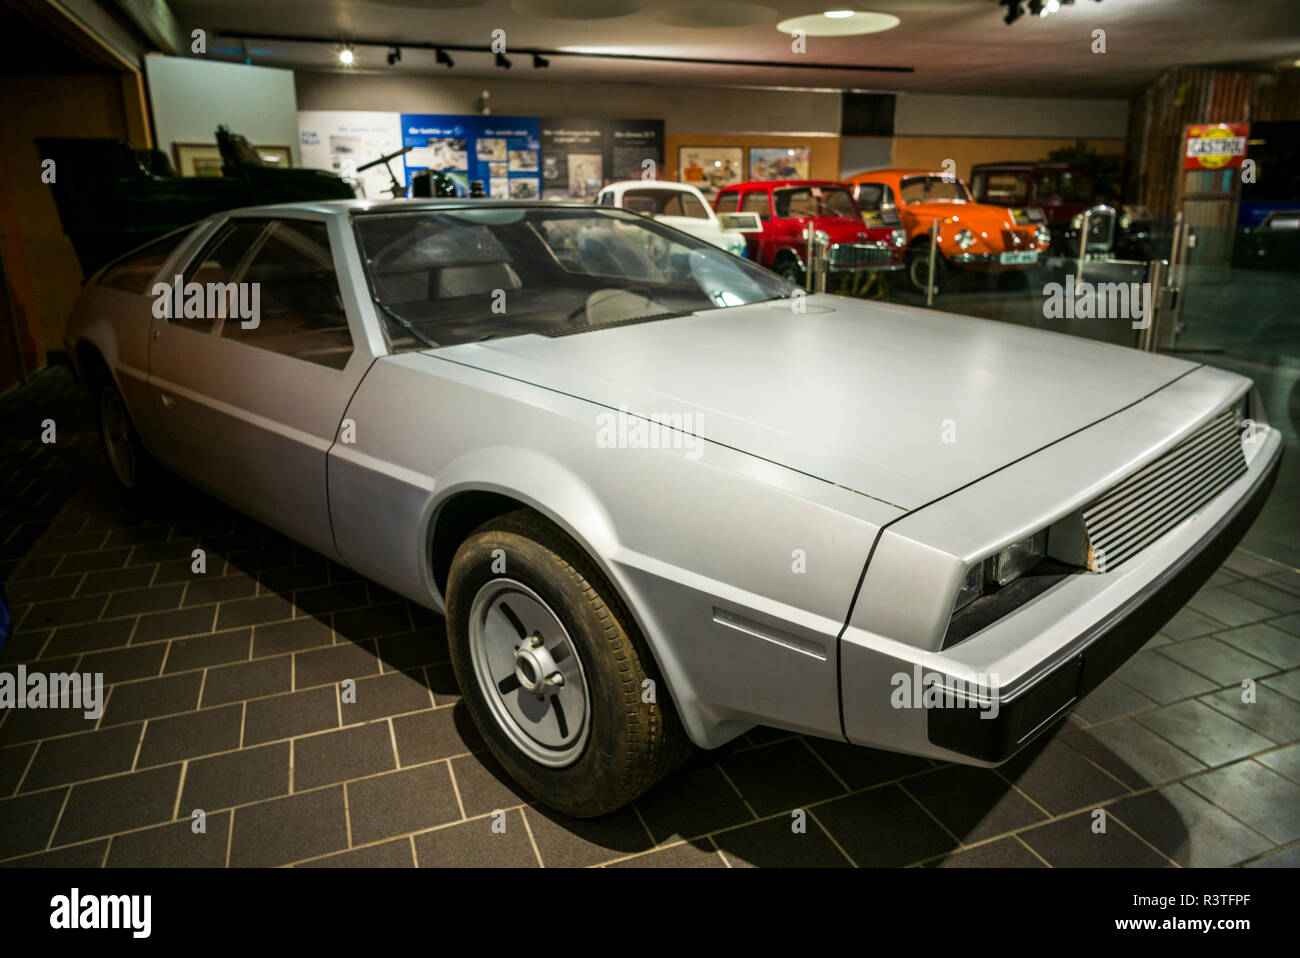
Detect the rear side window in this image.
<box><xmin>740</xmin><ymin>193</ymin><xmax>771</xmax><ymax>220</ymax></box>
<box><xmin>219</xmin><ymin>220</ymin><xmax>352</xmax><ymax>370</ymax></box>
<box><xmin>172</xmin><ymin>220</ymin><xmax>269</xmax><ymax>332</ymax></box>
<box><xmin>714</xmin><ymin>192</ymin><xmax>740</xmax><ymax>214</ymax></box>
<box><xmin>98</xmin><ymin>229</ymin><xmax>191</xmax><ymax>294</ymax></box>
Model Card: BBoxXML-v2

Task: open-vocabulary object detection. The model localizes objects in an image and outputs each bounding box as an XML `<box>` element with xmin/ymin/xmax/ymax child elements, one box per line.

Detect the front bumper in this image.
<box><xmin>928</xmin><ymin>442</ymin><xmax>1282</xmax><ymax>762</ymax></box>
<box><xmin>949</xmin><ymin>250</ymin><xmax>1042</xmax><ymax>268</ymax></box>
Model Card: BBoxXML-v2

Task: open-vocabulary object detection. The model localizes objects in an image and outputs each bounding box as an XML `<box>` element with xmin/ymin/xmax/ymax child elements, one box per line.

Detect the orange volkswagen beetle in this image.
<box><xmin>844</xmin><ymin>169</ymin><xmax>1051</xmax><ymax>294</ymax></box>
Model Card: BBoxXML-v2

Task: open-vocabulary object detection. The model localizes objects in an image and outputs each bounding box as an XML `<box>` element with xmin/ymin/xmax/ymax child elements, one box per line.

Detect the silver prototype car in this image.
<box><xmin>64</xmin><ymin>199</ymin><xmax>1282</xmax><ymax>816</ymax></box>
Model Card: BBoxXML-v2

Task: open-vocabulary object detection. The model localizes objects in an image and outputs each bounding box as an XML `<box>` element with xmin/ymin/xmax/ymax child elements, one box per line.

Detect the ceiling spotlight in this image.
<box><xmin>495</xmin><ymin>52</ymin><xmax>512</xmax><ymax>69</ymax></box>
<box><xmin>1046</xmin><ymin>0</ymin><xmax>1060</xmax><ymax>10</ymax></box>
<box><xmin>435</xmin><ymin>47</ymin><xmax>454</xmax><ymax>68</ymax></box>
<box><xmin>823</xmin><ymin>9</ymin><xmax>855</xmax><ymax>16</ymax></box>
<box><xmin>338</xmin><ymin>47</ymin><xmax>354</xmax><ymax>66</ymax></box>
<box><xmin>1000</xmin><ymin>0</ymin><xmax>1024</xmax><ymax>24</ymax></box>
<box><xmin>387</xmin><ymin>46</ymin><xmax>401</xmax><ymax>65</ymax></box>
<box><xmin>532</xmin><ymin>52</ymin><xmax>549</xmax><ymax>68</ymax></box>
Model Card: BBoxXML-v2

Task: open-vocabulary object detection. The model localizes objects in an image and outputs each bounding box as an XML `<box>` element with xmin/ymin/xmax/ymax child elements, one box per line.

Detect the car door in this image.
<box><xmin>738</xmin><ymin>191</ymin><xmax>774</xmax><ymax>263</ymax></box>
<box><xmin>146</xmin><ymin>213</ymin><xmax>376</xmax><ymax>560</ymax></box>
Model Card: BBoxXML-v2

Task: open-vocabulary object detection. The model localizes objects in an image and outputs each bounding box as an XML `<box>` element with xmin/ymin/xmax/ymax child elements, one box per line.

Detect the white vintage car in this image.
<box><xmin>64</xmin><ymin>199</ymin><xmax>1282</xmax><ymax>817</ymax></box>
<box><xmin>595</xmin><ymin>180</ymin><xmax>753</xmax><ymax>257</ymax></box>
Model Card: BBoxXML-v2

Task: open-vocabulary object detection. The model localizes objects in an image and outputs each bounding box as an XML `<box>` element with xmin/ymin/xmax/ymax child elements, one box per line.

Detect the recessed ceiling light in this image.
<box><xmin>338</xmin><ymin>48</ymin><xmax>354</xmax><ymax>66</ymax></box>
<box><xmin>777</xmin><ymin>10</ymin><xmax>899</xmax><ymax>36</ymax></box>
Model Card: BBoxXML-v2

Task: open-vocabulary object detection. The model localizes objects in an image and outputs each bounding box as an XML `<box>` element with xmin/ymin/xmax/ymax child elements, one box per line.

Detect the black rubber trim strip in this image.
<box><xmin>832</xmin><ymin>363</ymin><xmax>1203</xmax><ymax>742</ymax></box>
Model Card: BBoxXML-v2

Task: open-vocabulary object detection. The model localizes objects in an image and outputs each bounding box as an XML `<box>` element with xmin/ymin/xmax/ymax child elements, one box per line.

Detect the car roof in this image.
<box><xmin>717</xmin><ymin>179</ymin><xmax>849</xmax><ymax>192</ymax></box>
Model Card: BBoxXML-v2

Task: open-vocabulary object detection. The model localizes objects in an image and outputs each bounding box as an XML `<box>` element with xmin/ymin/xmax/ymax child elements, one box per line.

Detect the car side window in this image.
<box><xmin>739</xmin><ymin>192</ymin><xmax>770</xmax><ymax>220</ymax></box>
<box><xmin>175</xmin><ymin>220</ymin><xmax>269</xmax><ymax>332</ymax></box>
<box><xmin>219</xmin><ymin>220</ymin><xmax>353</xmax><ymax>371</ymax></box>
<box><xmin>854</xmin><ymin>183</ymin><xmax>886</xmax><ymax>211</ymax></box>
<box><xmin>99</xmin><ymin>229</ymin><xmax>191</xmax><ymax>295</ymax></box>
<box><xmin>714</xmin><ymin>192</ymin><xmax>740</xmax><ymax>214</ymax></box>
<box><xmin>599</xmin><ymin>192</ymin><xmax>614</xmax><ymax>206</ymax></box>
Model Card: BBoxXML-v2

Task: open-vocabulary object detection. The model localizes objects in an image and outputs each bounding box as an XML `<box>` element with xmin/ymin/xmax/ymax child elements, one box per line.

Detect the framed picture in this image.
<box><xmin>174</xmin><ymin>143</ymin><xmax>294</xmax><ymax>177</ymax></box>
<box><xmin>173</xmin><ymin>142</ymin><xmax>224</xmax><ymax>177</ymax></box>
<box><xmin>748</xmin><ymin>146</ymin><xmax>810</xmax><ymax>181</ymax></box>
<box><xmin>678</xmin><ymin>146</ymin><xmax>743</xmax><ymax>197</ymax></box>
<box><xmin>255</xmin><ymin>146</ymin><xmax>293</xmax><ymax>168</ymax></box>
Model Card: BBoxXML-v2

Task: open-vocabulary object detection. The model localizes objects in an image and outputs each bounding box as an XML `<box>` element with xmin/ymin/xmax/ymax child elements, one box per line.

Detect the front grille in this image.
<box><xmin>1000</xmin><ymin>229</ymin><xmax>1030</xmax><ymax>250</ymax></box>
<box><xmin>827</xmin><ymin>242</ymin><xmax>891</xmax><ymax>267</ymax></box>
<box><xmin>1082</xmin><ymin>408</ymin><xmax>1246</xmax><ymax>571</ymax></box>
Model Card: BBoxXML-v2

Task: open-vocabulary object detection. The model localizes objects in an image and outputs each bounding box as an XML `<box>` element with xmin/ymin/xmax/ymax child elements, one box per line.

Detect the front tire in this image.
<box><xmin>906</xmin><ymin>243</ymin><xmax>947</xmax><ymax>295</ymax></box>
<box><xmin>445</xmin><ymin>510</ymin><xmax>691</xmax><ymax>817</ymax></box>
<box><xmin>91</xmin><ymin>368</ymin><xmax>162</xmax><ymax>507</ymax></box>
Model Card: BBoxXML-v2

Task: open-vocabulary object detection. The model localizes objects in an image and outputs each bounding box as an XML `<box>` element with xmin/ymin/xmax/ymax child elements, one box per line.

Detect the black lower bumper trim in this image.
<box><xmin>928</xmin><ymin>445</ymin><xmax>1283</xmax><ymax>763</ymax></box>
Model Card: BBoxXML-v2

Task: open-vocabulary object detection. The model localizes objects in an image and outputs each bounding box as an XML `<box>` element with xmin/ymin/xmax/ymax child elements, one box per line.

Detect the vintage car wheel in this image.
<box><xmin>89</xmin><ymin>365</ymin><xmax>161</xmax><ymax>504</ymax></box>
<box><xmin>445</xmin><ymin>509</ymin><xmax>691</xmax><ymax>817</ymax></box>
<box><xmin>906</xmin><ymin>244</ymin><xmax>947</xmax><ymax>295</ymax></box>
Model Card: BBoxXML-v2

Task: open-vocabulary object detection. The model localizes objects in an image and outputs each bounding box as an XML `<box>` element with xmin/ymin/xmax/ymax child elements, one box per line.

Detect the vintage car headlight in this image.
<box><xmin>955</xmin><ymin>228</ymin><xmax>975</xmax><ymax>250</ymax></box>
<box><xmin>890</xmin><ymin>227</ymin><xmax>907</xmax><ymax>248</ymax></box>
<box><xmin>728</xmin><ymin>236</ymin><xmax>747</xmax><ymax>257</ymax></box>
<box><xmin>952</xmin><ymin>530</ymin><xmax>1048</xmax><ymax>613</ymax></box>
<box><xmin>1034</xmin><ymin>224</ymin><xmax>1051</xmax><ymax>246</ymax></box>
<box><xmin>1070</xmin><ymin>213</ymin><xmax>1084</xmax><ymax>231</ymax></box>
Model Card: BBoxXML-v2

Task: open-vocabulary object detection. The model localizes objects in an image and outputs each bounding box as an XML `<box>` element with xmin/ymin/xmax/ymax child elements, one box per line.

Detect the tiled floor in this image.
<box><xmin>2</xmin><ymin>366</ymin><xmax>1299</xmax><ymax>867</ymax></box>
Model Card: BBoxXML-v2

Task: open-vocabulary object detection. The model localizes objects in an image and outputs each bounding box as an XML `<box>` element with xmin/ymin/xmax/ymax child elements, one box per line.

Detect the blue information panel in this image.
<box><xmin>400</xmin><ymin>114</ymin><xmax>541</xmax><ymax>198</ymax></box>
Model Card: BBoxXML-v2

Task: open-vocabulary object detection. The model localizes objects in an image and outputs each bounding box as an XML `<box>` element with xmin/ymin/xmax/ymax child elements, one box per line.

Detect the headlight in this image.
<box><xmin>890</xmin><ymin>227</ymin><xmax>907</xmax><ymax>248</ymax></box>
<box><xmin>1034</xmin><ymin>224</ymin><xmax>1051</xmax><ymax>246</ymax></box>
<box><xmin>986</xmin><ymin>531</ymin><xmax>1047</xmax><ymax>587</ymax></box>
<box><xmin>952</xmin><ymin>530</ymin><xmax>1048</xmax><ymax>613</ymax></box>
<box><xmin>955</xmin><ymin>228</ymin><xmax>975</xmax><ymax>250</ymax></box>
<box><xmin>729</xmin><ymin>237</ymin><xmax>747</xmax><ymax>256</ymax></box>
<box><xmin>1070</xmin><ymin>213</ymin><xmax>1083</xmax><ymax>230</ymax></box>
<box><xmin>814</xmin><ymin>229</ymin><xmax>830</xmax><ymax>246</ymax></box>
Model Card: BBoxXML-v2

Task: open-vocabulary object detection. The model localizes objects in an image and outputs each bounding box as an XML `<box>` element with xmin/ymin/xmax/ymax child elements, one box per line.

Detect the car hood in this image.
<box><xmin>904</xmin><ymin>201</ymin><xmax>1024</xmax><ymax>229</ymax></box>
<box><xmin>430</xmin><ymin>297</ymin><xmax>1196</xmax><ymax>510</ymax></box>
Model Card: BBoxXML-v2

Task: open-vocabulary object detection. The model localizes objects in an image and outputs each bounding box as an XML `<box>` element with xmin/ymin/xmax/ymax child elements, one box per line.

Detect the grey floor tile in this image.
<box><xmin>1110</xmin><ymin>783</ymin><xmax>1273</xmax><ymax>867</ymax></box>
<box><xmin>1244</xmin><ymin>844</ymin><xmax>1300</xmax><ymax>868</ymax></box>
<box><xmin>163</xmin><ymin>628</ymin><xmax>251</xmax><ymax>674</ymax></box>
<box><xmin>805</xmin><ymin>738</ymin><xmax>935</xmax><ymax>790</ymax></box>
<box><xmin>251</xmin><ymin>617</ymin><xmax>333</xmax><ymax>658</ymax></box>
<box><xmin>1260</xmin><ymin>571</ymin><xmax>1300</xmax><ymax>598</ymax></box>
<box><xmin>292</xmin><ymin>721</ymin><xmax>395</xmax><ymax>791</ymax></box>
<box><xmin>1256</xmin><ymin>744</ymin><xmax>1300</xmax><ymax>783</ymax></box>
<box><xmin>44</xmin><ymin>617</ymin><xmax>135</xmax><ymax>657</ymax></box>
<box><xmin>608</xmin><ymin>841</ymin><xmax>725</xmax><ymax>868</ymax></box>
<box><xmin>1270</xmin><ymin>612</ymin><xmax>1300</xmax><ymax>637</ymax></box>
<box><xmin>1156</xmin><ymin>635</ymin><xmax>1276</xmax><ymax>685</ymax></box>
<box><xmin>1199</xmin><ymin>686</ymin><xmax>1300</xmax><ymax>743</ymax></box>
<box><xmin>1262</xmin><ymin>669</ymin><xmax>1300</xmax><ymax>703</ymax></box>
<box><xmin>214</xmin><ymin>594</ymin><xmax>295</xmax><ymax>631</ymax></box>
<box><xmin>997</xmin><ymin>736</ymin><xmax>1129</xmax><ymax>815</ymax></box>
<box><xmin>1018</xmin><ymin>812</ymin><xmax>1171</xmax><ymax>867</ymax></box>
<box><xmin>1185</xmin><ymin>588</ymin><xmax>1277</xmax><ymax>628</ymax></box>
<box><xmin>242</xmin><ymin>686</ymin><xmax>339</xmax><ymax>746</ymax></box>
<box><xmin>131</xmin><ymin>606</ymin><xmax>216</xmax><ymax>645</ymax></box>
<box><xmin>903</xmin><ymin>765</ymin><xmax>1047</xmax><ymax>844</ymax></box>
<box><xmin>1134</xmin><ymin>700</ymin><xmax>1273</xmax><ymax>767</ymax></box>
<box><xmin>449</xmin><ymin>752</ymin><xmax>531</xmax><ymax>819</ymax></box>
<box><xmin>79</xmin><ymin>643</ymin><xmax>167</xmax><ymax>685</ymax></box>
<box><xmin>200</xmin><ymin>655</ymin><xmax>293</xmax><ymax>707</ymax></box>
<box><xmin>21</xmin><ymin>723</ymin><xmax>143</xmax><ymax>792</ymax></box>
<box><xmin>392</xmin><ymin>705</ymin><xmax>483</xmax><ymax>766</ymax></box>
<box><xmin>413</xmin><ymin>810</ymin><xmax>537</xmax><ymax>868</ymax></box>
<box><xmin>718</xmin><ymin>738</ymin><xmax>846</xmax><ymax>817</ymax></box>
<box><xmin>181</xmin><ymin>742</ymin><xmax>290</xmax><ymax>811</ymax></box>
<box><xmin>228</xmin><ymin>786</ymin><xmax>348</xmax><ymax>867</ymax></box>
<box><xmin>634</xmin><ymin>762</ymin><xmax>754</xmax><ymax>843</ymax></box>
<box><xmin>1213</xmin><ymin>623</ymin><xmax>1300</xmax><ymax>670</ymax></box>
<box><xmin>524</xmin><ymin>804</ymin><xmax>653</xmax><ymax>868</ymax></box>
<box><xmin>1114</xmin><ymin>650</ymin><xmax>1218</xmax><ymax>705</ymax></box>
<box><xmin>0</xmin><ymin>744</ymin><xmax>35</xmax><ymax>796</ymax></box>
<box><xmin>1221</xmin><ymin>551</ymin><xmax>1283</xmax><ymax>578</ymax></box>
<box><xmin>136</xmin><ymin>704</ymin><xmax>243</xmax><ymax>767</ymax></box>
<box><xmin>106</xmin><ymin>811</ymin><xmax>231</xmax><ymax>867</ymax></box>
<box><xmin>1062</xmin><ymin>719</ymin><xmax>1206</xmax><ymax>789</ymax></box>
<box><xmin>5</xmin><ymin>838</ymin><xmax>108</xmax><ymax>868</ymax></box>
<box><xmin>345</xmin><ymin>762</ymin><xmax>461</xmax><ymax>845</ymax></box>
<box><xmin>712</xmin><ymin>814</ymin><xmax>851</xmax><ymax>868</ymax></box>
<box><xmin>101</xmin><ymin>672</ymin><xmax>202</xmax><ymax>726</ymax></box>
<box><xmin>340</xmin><ymin>669</ymin><xmax>433</xmax><ymax>724</ymax></box>
<box><xmin>0</xmin><ymin>788</ymin><xmax>69</xmax><ymax>859</ymax></box>
<box><xmin>298</xmin><ymin>838</ymin><xmax>415</xmax><ymax>868</ymax></box>
<box><xmin>1224</xmin><ymin>578</ymin><xmax>1300</xmax><ymax>614</ymax></box>
<box><xmin>815</xmin><ymin>784</ymin><xmax>958</xmax><ymax>867</ymax></box>
<box><xmin>928</xmin><ymin>836</ymin><xmax>1046</xmax><ymax>868</ymax></box>
<box><xmin>293</xmin><ymin>640</ymin><xmax>380</xmax><ymax>689</ymax></box>
<box><xmin>54</xmin><ymin>764</ymin><xmax>182</xmax><ymax>846</ymax></box>
<box><xmin>1182</xmin><ymin>760</ymin><xmax>1300</xmax><ymax>844</ymax></box>
<box><xmin>1074</xmin><ymin>676</ymin><xmax>1160</xmax><ymax>725</ymax></box>
<box><xmin>1161</xmin><ymin>606</ymin><xmax>1229</xmax><ymax>641</ymax></box>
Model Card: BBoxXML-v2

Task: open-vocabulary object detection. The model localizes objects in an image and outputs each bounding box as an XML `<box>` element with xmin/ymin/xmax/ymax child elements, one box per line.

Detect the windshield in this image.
<box><xmin>773</xmin><ymin>186</ymin><xmax>859</xmax><ymax>219</ymax></box>
<box><xmin>1032</xmin><ymin>171</ymin><xmax>1095</xmax><ymax>203</ymax></box>
<box><xmin>899</xmin><ymin>176</ymin><xmax>971</xmax><ymax>204</ymax></box>
<box><xmin>354</xmin><ymin>206</ymin><xmax>794</xmax><ymax>350</ymax></box>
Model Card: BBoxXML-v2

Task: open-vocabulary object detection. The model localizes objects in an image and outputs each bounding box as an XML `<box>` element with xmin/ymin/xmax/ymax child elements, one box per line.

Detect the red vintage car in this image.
<box><xmin>712</xmin><ymin>180</ymin><xmax>905</xmax><ymax>286</ymax></box>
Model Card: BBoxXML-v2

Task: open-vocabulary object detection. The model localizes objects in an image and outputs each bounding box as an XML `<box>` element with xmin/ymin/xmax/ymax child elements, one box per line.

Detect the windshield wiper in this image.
<box><xmin>373</xmin><ymin>299</ymin><xmax>438</xmax><ymax>350</ymax></box>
